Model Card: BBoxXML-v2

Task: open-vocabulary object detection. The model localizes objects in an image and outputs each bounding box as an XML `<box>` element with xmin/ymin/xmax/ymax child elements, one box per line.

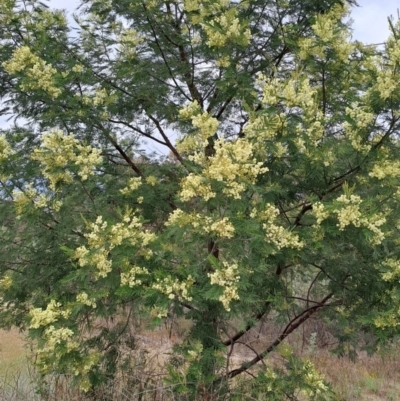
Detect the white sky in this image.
<box><xmin>350</xmin><ymin>0</ymin><xmax>399</xmax><ymax>44</ymax></box>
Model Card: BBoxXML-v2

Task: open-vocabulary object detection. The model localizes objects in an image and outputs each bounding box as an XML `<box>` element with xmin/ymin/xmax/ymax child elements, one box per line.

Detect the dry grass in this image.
<box><xmin>1</xmin><ymin>321</ymin><xmax>400</xmax><ymax>400</ymax></box>
<box><xmin>309</xmin><ymin>348</ymin><xmax>400</xmax><ymax>401</ymax></box>
<box><xmin>0</xmin><ymin>329</ymin><xmax>28</xmax><ymax>376</ymax></box>
<box><xmin>0</xmin><ymin>329</ymin><xmax>39</xmax><ymax>400</ymax></box>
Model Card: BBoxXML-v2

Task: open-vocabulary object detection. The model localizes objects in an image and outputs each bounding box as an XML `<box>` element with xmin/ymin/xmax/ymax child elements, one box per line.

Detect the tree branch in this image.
<box><xmin>96</xmin><ymin>123</ymin><xmax>143</xmax><ymax>177</ymax></box>
<box><xmin>222</xmin><ymin>264</ymin><xmax>287</xmax><ymax>346</ymax></box>
<box><xmin>147</xmin><ymin>114</ymin><xmax>186</xmax><ymax>164</ymax></box>
<box><xmin>227</xmin><ymin>292</ymin><xmax>334</xmax><ymax>378</ymax></box>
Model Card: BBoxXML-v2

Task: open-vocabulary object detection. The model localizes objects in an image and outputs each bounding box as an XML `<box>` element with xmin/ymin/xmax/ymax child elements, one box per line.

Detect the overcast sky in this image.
<box><xmin>350</xmin><ymin>0</ymin><xmax>399</xmax><ymax>44</ymax></box>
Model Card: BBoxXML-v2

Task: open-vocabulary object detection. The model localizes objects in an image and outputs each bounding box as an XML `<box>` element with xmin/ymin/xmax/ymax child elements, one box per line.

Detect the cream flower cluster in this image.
<box><xmin>2</xmin><ymin>46</ymin><xmax>61</xmax><ymax>98</ymax></box>
<box><xmin>207</xmin><ymin>138</ymin><xmax>268</xmax><ymax>195</ymax></box>
<box><xmin>74</xmin><ymin>212</ymin><xmax>156</xmax><ymax>279</ymax></box>
<box><xmin>264</xmin><ymin>223</ymin><xmax>304</xmax><ymax>250</ymax></box>
<box><xmin>250</xmin><ymin>203</ymin><xmax>279</xmax><ymax>220</ymax></box>
<box><xmin>343</xmin><ymin>121</ymin><xmax>371</xmax><ymax>153</ymax></box>
<box><xmin>369</xmin><ymin>160</ymin><xmax>400</xmax><ymax>180</ymax></box>
<box><xmin>43</xmin><ymin>325</ymin><xmax>78</xmax><ymax>353</ymax></box>
<box><xmin>203</xmin><ymin>11</ymin><xmax>251</xmax><ymax>48</ymax></box>
<box><xmin>250</xmin><ymin>73</ymin><xmax>335</xmax><ymax>162</ymax></box>
<box><xmin>30</xmin><ymin>9</ymin><xmax>68</xmax><ymax>33</ymax></box>
<box><xmin>179</xmin><ymin>138</ymin><xmax>268</xmax><ymax>201</ymax></box>
<box><xmin>258</xmin><ymin>76</ymin><xmax>280</xmax><ymax>105</ymax></box>
<box><xmin>145</xmin><ymin>175</ymin><xmax>158</xmax><ymax>186</ymax></box>
<box><xmin>166</xmin><ymin>209</ymin><xmax>235</xmax><ymax>238</ymax></box>
<box><xmin>76</xmin><ymin>292</ymin><xmax>97</xmax><ymax>308</ymax></box>
<box><xmin>152</xmin><ymin>275</ymin><xmax>194</xmax><ymax>301</ymax></box>
<box><xmin>362</xmin><ymin>28</ymin><xmax>400</xmax><ymax>101</ymax></box>
<box><xmin>216</xmin><ymin>55</ymin><xmax>230</xmax><ymax>68</ymax></box>
<box><xmin>187</xmin><ymin>341</ymin><xmax>203</xmax><ymax>361</ymax></box>
<box><xmin>92</xmin><ymin>88</ymin><xmax>108</xmax><ymax>106</ymax></box>
<box><xmin>208</xmin><ymin>261</ymin><xmax>240</xmax><ymax>311</ymax></box>
<box><xmin>334</xmin><ymin>194</ymin><xmax>362</xmax><ymax>230</ymax></box>
<box><xmin>37</xmin><ymin>344</ymin><xmax>98</xmax><ymax>393</ymax></box>
<box><xmin>79</xmin><ymin>88</ymin><xmax>117</xmax><ymax>111</ymax></box>
<box><xmin>374</xmin><ymin>313</ymin><xmax>399</xmax><ymax>329</ymax></box>
<box><xmin>255</xmin><ymin>203</ymin><xmax>304</xmax><ymax>251</ymax></box>
<box><xmin>305</xmin><ymin>119</ymin><xmax>324</xmax><ymax>142</ymax></box>
<box><xmin>32</xmin><ymin>129</ymin><xmax>102</xmax><ymax>189</ymax></box>
<box><xmin>72</xmin><ymin>64</ymin><xmax>85</xmax><ymax>73</ymax></box>
<box><xmin>301</xmin><ymin>360</ymin><xmax>329</xmax><ymax>397</ymax></box>
<box><xmin>0</xmin><ymin>275</ymin><xmax>12</xmax><ymax>290</ymax></box>
<box><xmin>343</xmin><ymin>103</ymin><xmax>374</xmax><ymax>152</ymax></box>
<box><xmin>311</xmin><ymin>12</ymin><xmax>336</xmax><ymax>42</ymax></box>
<box><xmin>12</xmin><ymin>184</ymin><xmax>37</xmax><ymax>215</ymax></box>
<box><xmin>375</xmin><ymin>68</ymin><xmax>397</xmax><ymax>100</ymax></box>
<box><xmin>118</xmin><ymin>28</ymin><xmax>143</xmax><ymax>59</ymax></box>
<box><xmin>298</xmin><ymin>5</ymin><xmax>354</xmax><ymax>63</ymax></box>
<box><xmin>381</xmin><ymin>258</ymin><xmax>400</xmax><ymax>282</ymax></box>
<box><xmin>209</xmin><ymin>218</ymin><xmax>235</xmax><ymax>238</ymax></box>
<box><xmin>386</xmin><ymin>20</ymin><xmax>400</xmax><ymax>65</ymax></box>
<box><xmin>372</xmin><ymin>286</ymin><xmax>400</xmax><ymax>328</ymax></box>
<box><xmin>183</xmin><ymin>0</ymin><xmax>202</xmax><ymax>13</ymax></box>
<box><xmin>0</xmin><ymin>0</ymin><xmax>14</xmax><ymax>24</ymax></box>
<box><xmin>120</xmin><ymin>177</ymin><xmax>142</xmax><ymax>195</ymax></box>
<box><xmin>12</xmin><ymin>183</ymin><xmax>62</xmax><ymax>215</ymax></box>
<box><xmin>313</xmin><ymin>202</ymin><xmax>329</xmax><ymax>224</ymax></box>
<box><xmin>150</xmin><ymin>306</ymin><xmax>168</xmax><ymax>319</ymax></box>
<box><xmin>334</xmin><ymin>194</ymin><xmax>386</xmax><ymax>244</ymax></box>
<box><xmin>177</xmin><ymin>101</ymin><xmax>219</xmax><ymax>154</ymax></box>
<box><xmin>362</xmin><ymin>214</ymin><xmax>386</xmax><ymax>245</ymax></box>
<box><xmin>346</xmin><ymin>104</ymin><xmax>375</xmax><ymax>128</ymax></box>
<box><xmin>257</xmin><ymin>74</ymin><xmax>321</xmax><ymax>134</ymax></box>
<box><xmin>30</xmin><ymin>299</ymin><xmax>71</xmax><ymax>329</ymax></box>
<box><xmin>144</xmin><ymin>0</ymin><xmax>160</xmax><ymax>8</ymax></box>
<box><xmin>183</xmin><ymin>0</ymin><xmax>230</xmax><ymax>14</ymax></box>
<box><xmin>242</xmin><ymin>112</ymin><xmax>281</xmax><ymax>141</ymax></box>
<box><xmin>120</xmin><ymin>265</ymin><xmax>149</xmax><ymax>287</ymax></box>
<box><xmin>183</xmin><ymin>0</ymin><xmax>251</xmax><ymax>47</ymax></box>
<box><xmin>35</xmin><ymin>325</ymin><xmax>79</xmax><ymax>378</ymax></box>
<box><xmin>74</xmin><ymin>353</ymin><xmax>100</xmax><ymax>391</ymax></box>
<box><xmin>180</xmin><ymin>173</ymin><xmax>216</xmax><ymax>201</ymax></box>
<box><xmin>0</xmin><ymin>134</ymin><xmax>13</xmax><ymax>162</ymax></box>
<box><xmin>264</xmin><ymin>77</ymin><xmax>316</xmax><ymax>110</ymax></box>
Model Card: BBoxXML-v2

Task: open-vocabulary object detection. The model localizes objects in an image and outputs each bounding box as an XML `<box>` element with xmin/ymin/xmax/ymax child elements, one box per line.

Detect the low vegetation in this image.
<box><xmin>2</xmin><ymin>322</ymin><xmax>400</xmax><ymax>401</ymax></box>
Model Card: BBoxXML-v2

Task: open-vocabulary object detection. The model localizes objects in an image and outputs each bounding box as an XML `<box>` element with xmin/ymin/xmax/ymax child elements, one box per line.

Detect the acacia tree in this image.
<box><xmin>1</xmin><ymin>0</ymin><xmax>400</xmax><ymax>399</ymax></box>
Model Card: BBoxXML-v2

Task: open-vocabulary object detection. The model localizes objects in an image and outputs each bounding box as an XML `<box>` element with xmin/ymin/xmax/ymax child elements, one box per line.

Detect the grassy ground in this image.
<box><xmin>310</xmin><ymin>349</ymin><xmax>400</xmax><ymax>400</ymax></box>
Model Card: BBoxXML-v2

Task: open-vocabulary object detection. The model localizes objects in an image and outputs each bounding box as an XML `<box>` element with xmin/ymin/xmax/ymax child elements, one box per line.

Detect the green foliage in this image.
<box><xmin>1</xmin><ymin>0</ymin><xmax>400</xmax><ymax>399</ymax></box>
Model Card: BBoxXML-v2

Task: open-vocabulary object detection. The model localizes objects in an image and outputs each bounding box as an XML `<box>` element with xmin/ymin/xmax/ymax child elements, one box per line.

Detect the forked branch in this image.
<box><xmin>227</xmin><ymin>292</ymin><xmax>334</xmax><ymax>379</ymax></box>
